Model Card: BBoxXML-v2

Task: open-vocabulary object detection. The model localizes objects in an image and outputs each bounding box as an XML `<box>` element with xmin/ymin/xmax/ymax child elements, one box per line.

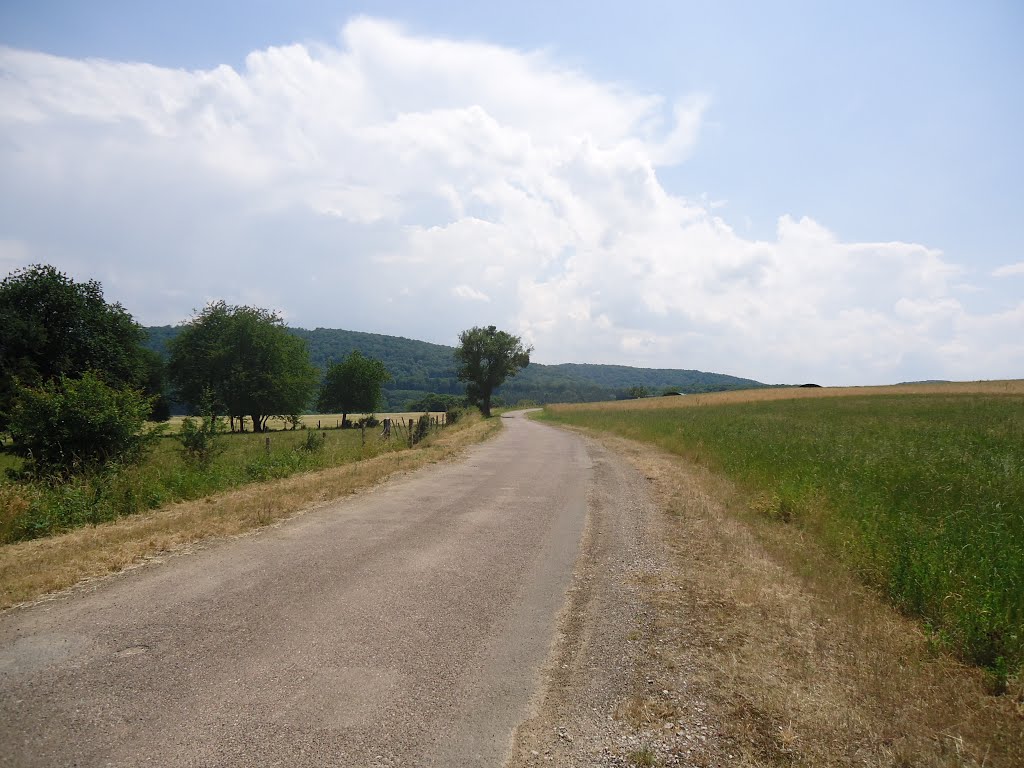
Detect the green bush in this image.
<box><xmin>6</xmin><ymin>372</ymin><xmax>155</xmax><ymax>477</ymax></box>
<box><xmin>178</xmin><ymin>410</ymin><xmax>226</xmax><ymax>468</ymax></box>
<box><xmin>298</xmin><ymin>430</ymin><xmax>326</xmax><ymax>453</ymax></box>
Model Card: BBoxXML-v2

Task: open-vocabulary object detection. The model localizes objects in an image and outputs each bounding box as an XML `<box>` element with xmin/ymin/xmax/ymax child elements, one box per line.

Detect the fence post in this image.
<box><xmin>264</xmin><ymin>436</ymin><xmax>270</xmax><ymax>455</ymax></box>
<box><xmin>361</xmin><ymin>422</ymin><xmax>366</xmax><ymax>446</ymax></box>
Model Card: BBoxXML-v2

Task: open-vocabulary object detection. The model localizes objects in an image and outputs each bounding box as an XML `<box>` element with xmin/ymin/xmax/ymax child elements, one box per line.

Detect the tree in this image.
<box><xmin>318</xmin><ymin>350</ymin><xmax>390</xmax><ymax>426</ymax></box>
<box><xmin>0</xmin><ymin>264</ymin><xmax>148</xmax><ymax>428</ymax></box>
<box><xmin>167</xmin><ymin>302</ymin><xmax>318</xmax><ymax>433</ymax></box>
<box><xmin>454</xmin><ymin>325</ymin><xmax>532</xmax><ymax>418</ymax></box>
<box><xmin>7</xmin><ymin>372</ymin><xmax>156</xmax><ymax>477</ymax></box>
<box><xmin>404</xmin><ymin>393</ymin><xmax>467</xmax><ymax>412</ymax></box>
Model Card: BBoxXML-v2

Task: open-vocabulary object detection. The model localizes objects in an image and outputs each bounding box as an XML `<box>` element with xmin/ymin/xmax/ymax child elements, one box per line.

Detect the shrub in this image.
<box><xmin>414</xmin><ymin>413</ymin><xmax>432</xmax><ymax>443</ymax></box>
<box><xmin>298</xmin><ymin>430</ymin><xmax>326</xmax><ymax>453</ymax></box>
<box><xmin>6</xmin><ymin>372</ymin><xmax>155</xmax><ymax>477</ymax></box>
<box><xmin>178</xmin><ymin>410</ymin><xmax>226</xmax><ymax>468</ymax></box>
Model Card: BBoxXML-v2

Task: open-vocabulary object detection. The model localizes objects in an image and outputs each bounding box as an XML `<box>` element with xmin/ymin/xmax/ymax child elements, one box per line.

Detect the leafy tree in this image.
<box><xmin>0</xmin><ymin>264</ymin><xmax>148</xmax><ymax>428</ymax></box>
<box><xmin>404</xmin><ymin>393</ymin><xmax>467</xmax><ymax>412</ymax></box>
<box><xmin>454</xmin><ymin>325</ymin><xmax>532</xmax><ymax>418</ymax></box>
<box><xmin>7</xmin><ymin>372</ymin><xmax>156</xmax><ymax>477</ymax></box>
<box><xmin>168</xmin><ymin>302</ymin><xmax>318</xmax><ymax>433</ymax></box>
<box><xmin>318</xmin><ymin>350</ymin><xmax>390</xmax><ymax>426</ymax></box>
<box><xmin>627</xmin><ymin>385</ymin><xmax>650</xmax><ymax>399</ymax></box>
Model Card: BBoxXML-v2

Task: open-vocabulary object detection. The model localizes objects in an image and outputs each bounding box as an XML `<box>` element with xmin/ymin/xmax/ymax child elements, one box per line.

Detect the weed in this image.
<box><xmin>627</xmin><ymin>746</ymin><xmax>660</xmax><ymax>766</ymax></box>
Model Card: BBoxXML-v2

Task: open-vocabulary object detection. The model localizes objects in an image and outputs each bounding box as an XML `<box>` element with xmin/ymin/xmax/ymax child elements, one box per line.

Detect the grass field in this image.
<box><xmin>542</xmin><ymin>382</ymin><xmax>1024</xmax><ymax>684</ymax></box>
<box><xmin>0</xmin><ymin>412</ymin><xmax>451</xmax><ymax>546</ymax></box>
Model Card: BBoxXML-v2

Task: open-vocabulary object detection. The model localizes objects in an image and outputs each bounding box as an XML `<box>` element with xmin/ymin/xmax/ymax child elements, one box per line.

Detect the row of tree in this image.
<box><xmin>164</xmin><ymin>302</ymin><xmax>392</xmax><ymax>433</ymax></box>
<box><xmin>0</xmin><ymin>265</ymin><xmax>531</xmax><ymax>474</ymax></box>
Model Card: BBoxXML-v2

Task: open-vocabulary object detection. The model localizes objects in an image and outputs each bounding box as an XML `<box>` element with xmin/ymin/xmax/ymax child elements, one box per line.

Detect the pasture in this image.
<box><xmin>542</xmin><ymin>382</ymin><xmax>1024</xmax><ymax>683</ymax></box>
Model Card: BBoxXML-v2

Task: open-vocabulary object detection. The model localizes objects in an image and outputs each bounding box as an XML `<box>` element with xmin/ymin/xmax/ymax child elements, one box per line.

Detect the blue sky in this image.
<box><xmin>1</xmin><ymin>1</ymin><xmax>1021</xmax><ymax>384</ymax></box>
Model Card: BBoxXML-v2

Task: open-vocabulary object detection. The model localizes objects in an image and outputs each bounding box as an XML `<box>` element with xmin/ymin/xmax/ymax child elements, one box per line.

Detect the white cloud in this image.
<box><xmin>452</xmin><ymin>284</ymin><xmax>490</xmax><ymax>302</ymax></box>
<box><xmin>0</xmin><ymin>19</ymin><xmax>1019</xmax><ymax>385</ymax></box>
<box><xmin>993</xmin><ymin>261</ymin><xmax>1024</xmax><ymax>277</ymax></box>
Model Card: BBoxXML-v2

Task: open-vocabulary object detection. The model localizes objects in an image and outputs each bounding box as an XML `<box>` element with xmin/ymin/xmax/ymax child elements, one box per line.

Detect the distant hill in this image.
<box><xmin>143</xmin><ymin>325</ymin><xmax>767</xmax><ymax>409</ymax></box>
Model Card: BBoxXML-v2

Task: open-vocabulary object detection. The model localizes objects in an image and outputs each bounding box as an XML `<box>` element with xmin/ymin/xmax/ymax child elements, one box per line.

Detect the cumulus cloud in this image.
<box><xmin>0</xmin><ymin>18</ymin><xmax>1019</xmax><ymax>384</ymax></box>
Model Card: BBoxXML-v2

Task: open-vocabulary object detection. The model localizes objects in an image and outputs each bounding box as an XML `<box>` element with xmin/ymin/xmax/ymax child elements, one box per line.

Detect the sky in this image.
<box><xmin>1</xmin><ymin>1</ymin><xmax>1021</xmax><ymax>385</ymax></box>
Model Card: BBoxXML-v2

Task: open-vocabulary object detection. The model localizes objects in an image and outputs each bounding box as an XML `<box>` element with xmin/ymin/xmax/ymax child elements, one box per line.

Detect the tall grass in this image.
<box><xmin>1</xmin><ymin>423</ymin><xmax>430</xmax><ymax>545</ymax></box>
<box><xmin>543</xmin><ymin>394</ymin><xmax>1024</xmax><ymax>682</ymax></box>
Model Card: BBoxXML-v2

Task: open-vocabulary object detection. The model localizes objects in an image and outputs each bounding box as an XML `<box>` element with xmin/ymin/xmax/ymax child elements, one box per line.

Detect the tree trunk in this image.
<box><xmin>251</xmin><ymin>414</ymin><xmax>263</xmax><ymax>433</ymax></box>
<box><xmin>481</xmin><ymin>393</ymin><xmax>491</xmax><ymax>418</ymax></box>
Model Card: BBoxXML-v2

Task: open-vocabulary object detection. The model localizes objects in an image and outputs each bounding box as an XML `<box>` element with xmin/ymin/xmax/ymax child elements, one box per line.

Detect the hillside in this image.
<box><xmin>143</xmin><ymin>325</ymin><xmax>767</xmax><ymax>409</ymax></box>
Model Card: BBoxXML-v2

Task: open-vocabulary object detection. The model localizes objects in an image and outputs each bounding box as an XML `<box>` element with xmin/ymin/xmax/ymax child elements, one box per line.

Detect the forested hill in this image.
<box><xmin>143</xmin><ymin>325</ymin><xmax>767</xmax><ymax>409</ymax></box>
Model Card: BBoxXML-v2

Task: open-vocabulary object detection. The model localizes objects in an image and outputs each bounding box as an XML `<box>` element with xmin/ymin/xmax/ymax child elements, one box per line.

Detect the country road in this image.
<box><xmin>0</xmin><ymin>411</ymin><xmax>655</xmax><ymax>767</ymax></box>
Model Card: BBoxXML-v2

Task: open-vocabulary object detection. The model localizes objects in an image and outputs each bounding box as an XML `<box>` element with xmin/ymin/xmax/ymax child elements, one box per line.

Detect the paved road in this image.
<box><xmin>0</xmin><ymin>411</ymin><xmax>596</xmax><ymax>767</ymax></box>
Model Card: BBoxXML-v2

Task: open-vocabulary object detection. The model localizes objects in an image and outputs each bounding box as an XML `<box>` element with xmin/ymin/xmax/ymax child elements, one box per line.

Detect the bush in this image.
<box><xmin>298</xmin><ymin>430</ymin><xmax>326</xmax><ymax>453</ymax></box>
<box><xmin>178</xmin><ymin>410</ymin><xmax>226</xmax><ymax>468</ymax></box>
<box><xmin>413</xmin><ymin>413</ymin><xmax>432</xmax><ymax>443</ymax></box>
<box><xmin>6</xmin><ymin>372</ymin><xmax>155</xmax><ymax>477</ymax></box>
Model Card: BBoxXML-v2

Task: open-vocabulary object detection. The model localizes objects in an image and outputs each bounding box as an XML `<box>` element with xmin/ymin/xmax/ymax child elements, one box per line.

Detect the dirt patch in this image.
<box><xmin>510</xmin><ymin>428</ymin><xmax>1023</xmax><ymax>767</ymax></box>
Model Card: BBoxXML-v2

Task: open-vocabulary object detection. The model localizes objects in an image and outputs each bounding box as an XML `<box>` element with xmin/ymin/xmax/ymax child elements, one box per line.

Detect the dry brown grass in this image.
<box><xmin>0</xmin><ymin>415</ymin><xmax>501</xmax><ymax>611</ymax></box>
<box><xmin>548</xmin><ymin>379</ymin><xmax>1024</xmax><ymax>415</ymax></box>
<box><xmin>593</xmin><ymin>431</ymin><xmax>1023</xmax><ymax>767</ymax></box>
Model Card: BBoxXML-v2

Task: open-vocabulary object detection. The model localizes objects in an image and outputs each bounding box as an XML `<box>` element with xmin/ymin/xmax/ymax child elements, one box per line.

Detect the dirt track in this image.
<box><xmin>0</xmin><ymin>411</ymin><xmax>657</xmax><ymax>767</ymax></box>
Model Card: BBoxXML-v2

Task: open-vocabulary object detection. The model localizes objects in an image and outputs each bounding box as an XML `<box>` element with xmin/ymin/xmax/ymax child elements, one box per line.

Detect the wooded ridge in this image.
<box><xmin>144</xmin><ymin>325</ymin><xmax>767</xmax><ymax>409</ymax></box>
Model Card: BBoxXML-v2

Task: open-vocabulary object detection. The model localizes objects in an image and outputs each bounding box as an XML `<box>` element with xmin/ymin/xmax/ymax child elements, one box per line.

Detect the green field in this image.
<box><xmin>0</xmin><ymin>415</ymin><xmax>446</xmax><ymax>546</ymax></box>
<box><xmin>542</xmin><ymin>392</ymin><xmax>1024</xmax><ymax>682</ymax></box>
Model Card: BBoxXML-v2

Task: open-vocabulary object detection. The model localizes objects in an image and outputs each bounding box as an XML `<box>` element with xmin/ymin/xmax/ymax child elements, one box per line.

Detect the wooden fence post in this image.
<box><xmin>264</xmin><ymin>437</ymin><xmax>270</xmax><ymax>455</ymax></box>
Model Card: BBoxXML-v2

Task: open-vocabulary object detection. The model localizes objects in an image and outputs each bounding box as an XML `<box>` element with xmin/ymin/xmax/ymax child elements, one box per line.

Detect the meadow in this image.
<box><xmin>542</xmin><ymin>383</ymin><xmax>1024</xmax><ymax>684</ymax></box>
<box><xmin>0</xmin><ymin>411</ymin><xmax>447</xmax><ymax>546</ymax></box>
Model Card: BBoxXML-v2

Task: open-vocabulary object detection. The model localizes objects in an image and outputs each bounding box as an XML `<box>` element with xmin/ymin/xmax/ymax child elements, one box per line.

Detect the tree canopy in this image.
<box><xmin>318</xmin><ymin>350</ymin><xmax>390</xmax><ymax>424</ymax></box>
<box><xmin>167</xmin><ymin>302</ymin><xmax>318</xmax><ymax>432</ymax></box>
<box><xmin>454</xmin><ymin>325</ymin><xmax>532</xmax><ymax>417</ymax></box>
<box><xmin>0</xmin><ymin>264</ymin><xmax>149</xmax><ymax>427</ymax></box>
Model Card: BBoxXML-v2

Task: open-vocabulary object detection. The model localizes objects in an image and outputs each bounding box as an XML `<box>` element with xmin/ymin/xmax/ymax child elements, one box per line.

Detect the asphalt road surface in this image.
<box><xmin>0</xmin><ymin>411</ymin><xmax>602</xmax><ymax>767</ymax></box>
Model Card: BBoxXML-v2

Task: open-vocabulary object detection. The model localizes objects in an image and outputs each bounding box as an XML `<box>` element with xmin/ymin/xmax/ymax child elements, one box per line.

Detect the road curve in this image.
<box><xmin>0</xmin><ymin>411</ymin><xmax>595</xmax><ymax>767</ymax></box>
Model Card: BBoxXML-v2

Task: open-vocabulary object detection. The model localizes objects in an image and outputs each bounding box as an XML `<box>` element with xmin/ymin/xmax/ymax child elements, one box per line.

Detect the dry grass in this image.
<box><xmin>547</xmin><ymin>379</ymin><xmax>1024</xmax><ymax>415</ymax></box>
<box><xmin>0</xmin><ymin>415</ymin><xmax>501</xmax><ymax>611</ymax></box>
<box><xmin>595</xmin><ymin>432</ymin><xmax>1023</xmax><ymax>767</ymax></box>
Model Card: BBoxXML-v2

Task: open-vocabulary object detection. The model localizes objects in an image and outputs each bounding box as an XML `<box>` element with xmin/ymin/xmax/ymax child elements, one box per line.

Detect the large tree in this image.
<box><xmin>168</xmin><ymin>302</ymin><xmax>318</xmax><ymax>432</ymax></box>
<box><xmin>454</xmin><ymin>325</ymin><xmax>532</xmax><ymax>418</ymax></box>
<box><xmin>318</xmin><ymin>350</ymin><xmax>390</xmax><ymax>425</ymax></box>
<box><xmin>0</xmin><ymin>264</ymin><xmax>150</xmax><ymax>428</ymax></box>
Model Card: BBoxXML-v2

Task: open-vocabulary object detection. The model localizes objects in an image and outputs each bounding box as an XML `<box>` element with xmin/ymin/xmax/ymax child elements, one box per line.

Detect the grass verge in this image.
<box><xmin>590</xmin><ymin>431</ymin><xmax>1024</xmax><ymax>766</ymax></box>
<box><xmin>542</xmin><ymin>386</ymin><xmax>1024</xmax><ymax>686</ymax></box>
<box><xmin>0</xmin><ymin>413</ymin><xmax>500</xmax><ymax>610</ymax></box>
<box><xmin>1</xmin><ymin>414</ymin><xmax>452</xmax><ymax>544</ymax></box>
